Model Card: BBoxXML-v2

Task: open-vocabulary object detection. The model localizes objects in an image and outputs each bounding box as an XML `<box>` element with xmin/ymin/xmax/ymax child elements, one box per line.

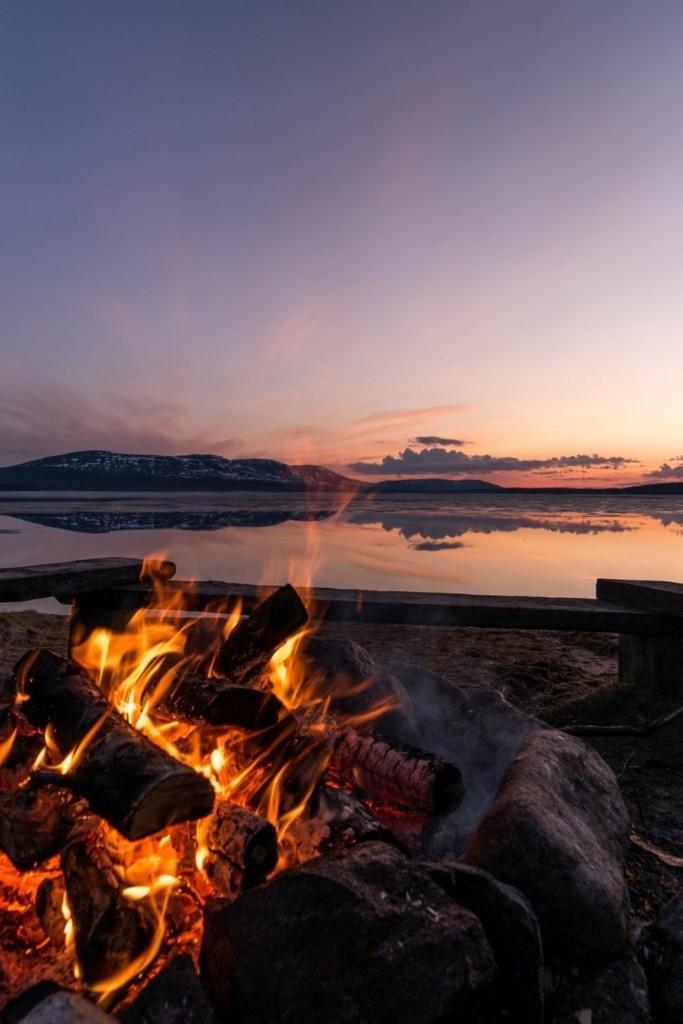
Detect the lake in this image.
<box><xmin>1</xmin><ymin>491</ymin><xmax>682</xmax><ymax>609</ymax></box>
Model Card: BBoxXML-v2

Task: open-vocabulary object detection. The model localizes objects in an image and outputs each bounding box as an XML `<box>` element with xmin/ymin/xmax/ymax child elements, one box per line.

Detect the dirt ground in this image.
<box><xmin>1</xmin><ymin>610</ymin><xmax>681</xmax><ymax>925</ymax></box>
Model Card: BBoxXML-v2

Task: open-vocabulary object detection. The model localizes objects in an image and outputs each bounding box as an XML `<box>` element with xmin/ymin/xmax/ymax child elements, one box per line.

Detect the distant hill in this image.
<box><xmin>0</xmin><ymin>450</ymin><xmax>356</xmax><ymax>492</ymax></box>
<box><xmin>0</xmin><ymin>450</ymin><xmax>682</xmax><ymax>495</ymax></box>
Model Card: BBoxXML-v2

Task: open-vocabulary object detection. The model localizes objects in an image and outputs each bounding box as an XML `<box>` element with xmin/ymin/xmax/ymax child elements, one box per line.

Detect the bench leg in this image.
<box><xmin>618</xmin><ymin>634</ymin><xmax>683</xmax><ymax>693</ymax></box>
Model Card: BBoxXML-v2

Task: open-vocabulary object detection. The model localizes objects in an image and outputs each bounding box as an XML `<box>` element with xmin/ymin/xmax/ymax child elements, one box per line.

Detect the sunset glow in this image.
<box><xmin>1</xmin><ymin>3</ymin><xmax>682</xmax><ymax>485</ymax></box>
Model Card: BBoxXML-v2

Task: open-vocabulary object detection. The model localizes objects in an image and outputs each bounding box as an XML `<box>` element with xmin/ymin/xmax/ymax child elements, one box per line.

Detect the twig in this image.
<box><xmin>563</xmin><ymin>703</ymin><xmax>683</xmax><ymax>737</ymax></box>
<box><xmin>630</xmin><ymin>832</ymin><xmax>683</xmax><ymax>869</ymax></box>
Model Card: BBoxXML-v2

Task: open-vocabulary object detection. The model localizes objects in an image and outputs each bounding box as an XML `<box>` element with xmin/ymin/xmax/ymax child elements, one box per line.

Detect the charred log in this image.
<box><xmin>35</xmin><ymin>876</ymin><xmax>67</xmax><ymax>947</ymax></box>
<box><xmin>205</xmin><ymin>803</ymin><xmax>277</xmax><ymax>876</ymax></box>
<box><xmin>61</xmin><ymin>833</ymin><xmax>154</xmax><ymax>987</ymax></box>
<box><xmin>329</xmin><ymin>728</ymin><xmax>464</xmax><ymax>815</ymax></box>
<box><xmin>159</xmin><ymin>676</ymin><xmax>285</xmax><ymax>731</ymax></box>
<box><xmin>15</xmin><ymin>649</ymin><xmax>214</xmax><ymax>840</ymax></box>
<box><xmin>0</xmin><ymin>785</ymin><xmax>76</xmax><ymax>870</ymax></box>
<box><xmin>313</xmin><ymin>785</ymin><xmax>402</xmax><ymax>850</ymax></box>
<box><xmin>202</xmin><ymin>855</ymin><xmax>261</xmax><ymax>900</ymax></box>
<box><xmin>211</xmin><ymin>584</ymin><xmax>308</xmax><ymax>685</ymax></box>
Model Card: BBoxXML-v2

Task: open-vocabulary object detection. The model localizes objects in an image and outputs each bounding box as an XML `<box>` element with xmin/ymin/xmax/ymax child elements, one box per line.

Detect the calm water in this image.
<box><xmin>1</xmin><ymin>491</ymin><xmax>683</xmax><ymax>608</ymax></box>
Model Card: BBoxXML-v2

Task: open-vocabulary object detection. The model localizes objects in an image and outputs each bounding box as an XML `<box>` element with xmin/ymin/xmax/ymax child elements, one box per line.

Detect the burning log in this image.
<box><xmin>198</xmin><ymin>803</ymin><xmax>277</xmax><ymax>899</ymax></box>
<box><xmin>35</xmin><ymin>876</ymin><xmax>67</xmax><ymax>947</ymax></box>
<box><xmin>313</xmin><ymin>784</ymin><xmax>402</xmax><ymax>850</ymax></box>
<box><xmin>0</xmin><ymin>785</ymin><xmax>77</xmax><ymax>870</ymax></box>
<box><xmin>211</xmin><ymin>584</ymin><xmax>308</xmax><ymax>685</ymax></box>
<box><xmin>202</xmin><ymin>855</ymin><xmax>255</xmax><ymax>900</ymax></box>
<box><xmin>159</xmin><ymin>676</ymin><xmax>285</xmax><ymax>731</ymax></box>
<box><xmin>61</xmin><ymin>833</ymin><xmax>155</xmax><ymax>987</ymax></box>
<box><xmin>205</xmin><ymin>803</ymin><xmax>277</xmax><ymax>876</ymax></box>
<box><xmin>329</xmin><ymin>728</ymin><xmax>464</xmax><ymax>816</ymax></box>
<box><xmin>15</xmin><ymin>650</ymin><xmax>214</xmax><ymax>840</ymax></box>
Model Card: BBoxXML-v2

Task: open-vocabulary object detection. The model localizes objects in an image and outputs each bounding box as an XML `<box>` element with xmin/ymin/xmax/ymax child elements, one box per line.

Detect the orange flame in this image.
<box><xmin>36</xmin><ymin>551</ymin><xmax>395</xmax><ymax>998</ymax></box>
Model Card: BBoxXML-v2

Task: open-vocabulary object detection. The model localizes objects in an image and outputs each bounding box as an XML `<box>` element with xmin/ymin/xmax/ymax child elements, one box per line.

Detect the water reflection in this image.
<box><xmin>0</xmin><ymin>492</ymin><xmax>682</xmax><ymax>597</ymax></box>
<box><xmin>8</xmin><ymin>508</ymin><xmax>333</xmax><ymax>533</ymax></box>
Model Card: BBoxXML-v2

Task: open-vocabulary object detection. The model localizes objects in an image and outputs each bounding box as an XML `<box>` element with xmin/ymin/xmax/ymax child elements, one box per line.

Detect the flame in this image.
<box><xmin>3</xmin><ymin>551</ymin><xmax>396</xmax><ymax>1001</ymax></box>
<box><xmin>0</xmin><ymin>728</ymin><xmax>17</xmax><ymax>769</ymax></box>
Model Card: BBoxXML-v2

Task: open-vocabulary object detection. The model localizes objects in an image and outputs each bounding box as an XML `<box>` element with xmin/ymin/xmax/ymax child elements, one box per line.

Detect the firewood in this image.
<box><xmin>15</xmin><ymin>650</ymin><xmax>214</xmax><ymax>840</ymax></box>
<box><xmin>35</xmin><ymin>876</ymin><xmax>67</xmax><ymax>947</ymax></box>
<box><xmin>329</xmin><ymin>728</ymin><xmax>464</xmax><ymax>815</ymax></box>
<box><xmin>211</xmin><ymin>584</ymin><xmax>308</xmax><ymax>685</ymax></box>
<box><xmin>61</xmin><ymin>833</ymin><xmax>155</xmax><ymax>987</ymax></box>
<box><xmin>159</xmin><ymin>676</ymin><xmax>285</xmax><ymax>731</ymax></box>
<box><xmin>0</xmin><ymin>785</ymin><xmax>76</xmax><ymax>870</ymax></box>
<box><xmin>202</xmin><ymin>854</ymin><xmax>260</xmax><ymax>900</ymax></box>
<box><xmin>313</xmin><ymin>785</ymin><xmax>402</xmax><ymax>850</ymax></box>
<box><xmin>205</xmin><ymin>803</ymin><xmax>277</xmax><ymax>876</ymax></box>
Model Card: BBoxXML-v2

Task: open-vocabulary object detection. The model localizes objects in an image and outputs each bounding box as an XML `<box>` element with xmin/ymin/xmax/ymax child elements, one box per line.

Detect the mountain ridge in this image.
<box><xmin>0</xmin><ymin>450</ymin><xmax>681</xmax><ymax>495</ymax></box>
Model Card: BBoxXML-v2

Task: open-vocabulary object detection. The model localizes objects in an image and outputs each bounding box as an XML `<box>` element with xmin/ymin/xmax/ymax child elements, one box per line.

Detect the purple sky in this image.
<box><xmin>1</xmin><ymin>2</ymin><xmax>682</xmax><ymax>483</ymax></box>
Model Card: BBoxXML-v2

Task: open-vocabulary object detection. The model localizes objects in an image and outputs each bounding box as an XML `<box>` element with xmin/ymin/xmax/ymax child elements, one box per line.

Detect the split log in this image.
<box><xmin>61</xmin><ymin>833</ymin><xmax>154</xmax><ymax>986</ymax></box>
<box><xmin>211</xmin><ymin>584</ymin><xmax>308</xmax><ymax>685</ymax></box>
<box><xmin>0</xmin><ymin>785</ymin><xmax>76</xmax><ymax>870</ymax></box>
<box><xmin>35</xmin><ymin>876</ymin><xmax>67</xmax><ymax>947</ymax></box>
<box><xmin>313</xmin><ymin>785</ymin><xmax>402</xmax><ymax>850</ymax></box>
<box><xmin>202</xmin><ymin>854</ymin><xmax>258</xmax><ymax>900</ymax></box>
<box><xmin>329</xmin><ymin>728</ymin><xmax>464</xmax><ymax>815</ymax></box>
<box><xmin>15</xmin><ymin>649</ymin><xmax>214</xmax><ymax>840</ymax></box>
<box><xmin>205</xmin><ymin>803</ymin><xmax>277</xmax><ymax>876</ymax></box>
<box><xmin>159</xmin><ymin>676</ymin><xmax>285</xmax><ymax>731</ymax></box>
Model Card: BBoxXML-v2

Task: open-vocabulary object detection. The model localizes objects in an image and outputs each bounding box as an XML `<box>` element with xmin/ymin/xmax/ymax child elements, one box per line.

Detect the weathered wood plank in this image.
<box><xmin>0</xmin><ymin>557</ymin><xmax>175</xmax><ymax>602</ymax></box>
<box><xmin>596</xmin><ymin>579</ymin><xmax>683</xmax><ymax>620</ymax></box>
<box><xmin>108</xmin><ymin>580</ymin><xmax>681</xmax><ymax>634</ymax></box>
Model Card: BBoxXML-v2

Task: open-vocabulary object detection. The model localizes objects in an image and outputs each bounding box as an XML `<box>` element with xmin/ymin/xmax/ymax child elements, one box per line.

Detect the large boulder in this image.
<box><xmin>201</xmin><ymin>842</ymin><xmax>497</xmax><ymax>1023</ymax></box>
<box><xmin>465</xmin><ymin>729</ymin><xmax>631</xmax><ymax>961</ymax></box>
<box><xmin>425</xmin><ymin>860</ymin><xmax>544</xmax><ymax>1024</ymax></box>
<box><xmin>119</xmin><ymin>953</ymin><xmax>216</xmax><ymax>1024</ymax></box>
<box><xmin>645</xmin><ymin>893</ymin><xmax>683</xmax><ymax>1022</ymax></box>
<box><xmin>16</xmin><ymin>991</ymin><xmax>115</xmax><ymax>1023</ymax></box>
<box><xmin>550</xmin><ymin>952</ymin><xmax>650</xmax><ymax>1024</ymax></box>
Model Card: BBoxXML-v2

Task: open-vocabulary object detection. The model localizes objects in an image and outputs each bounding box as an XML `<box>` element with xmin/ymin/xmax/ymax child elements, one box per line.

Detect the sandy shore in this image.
<box><xmin>1</xmin><ymin>610</ymin><xmax>681</xmax><ymax>922</ymax></box>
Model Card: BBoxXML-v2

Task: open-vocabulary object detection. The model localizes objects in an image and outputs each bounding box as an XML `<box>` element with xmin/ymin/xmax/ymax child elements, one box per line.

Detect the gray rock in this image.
<box><xmin>550</xmin><ymin>952</ymin><xmax>650</xmax><ymax>1023</ymax></box>
<box><xmin>645</xmin><ymin>893</ymin><xmax>683</xmax><ymax>1022</ymax></box>
<box><xmin>18</xmin><ymin>992</ymin><xmax>114</xmax><ymax>1024</ymax></box>
<box><xmin>119</xmin><ymin>953</ymin><xmax>216</xmax><ymax>1024</ymax></box>
<box><xmin>200</xmin><ymin>842</ymin><xmax>497</xmax><ymax>1023</ymax></box>
<box><xmin>425</xmin><ymin>859</ymin><xmax>544</xmax><ymax>1024</ymax></box>
<box><xmin>465</xmin><ymin>729</ymin><xmax>631</xmax><ymax>961</ymax></box>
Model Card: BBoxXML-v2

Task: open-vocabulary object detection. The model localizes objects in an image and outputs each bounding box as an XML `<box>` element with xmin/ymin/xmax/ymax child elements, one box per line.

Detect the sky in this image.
<box><xmin>1</xmin><ymin>1</ymin><xmax>682</xmax><ymax>485</ymax></box>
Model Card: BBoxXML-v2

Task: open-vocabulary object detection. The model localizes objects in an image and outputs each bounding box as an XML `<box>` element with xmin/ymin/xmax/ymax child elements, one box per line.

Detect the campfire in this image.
<box><xmin>0</xmin><ymin>559</ymin><xmax>465</xmax><ymax>1015</ymax></box>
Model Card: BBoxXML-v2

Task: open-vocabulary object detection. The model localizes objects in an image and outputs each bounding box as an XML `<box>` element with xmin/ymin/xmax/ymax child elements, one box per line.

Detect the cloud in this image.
<box><xmin>412</xmin><ymin>436</ymin><xmax>467</xmax><ymax>447</ymax></box>
<box><xmin>646</xmin><ymin>462</ymin><xmax>683</xmax><ymax>480</ymax></box>
<box><xmin>412</xmin><ymin>540</ymin><xmax>468</xmax><ymax>551</ymax></box>
<box><xmin>348</xmin><ymin>405</ymin><xmax>468</xmax><ymax>433</ymax></box>
<box><xmin>349</xmin><ymin>447</ymin><xmax>638</xmax><ymax>476</ymax></box>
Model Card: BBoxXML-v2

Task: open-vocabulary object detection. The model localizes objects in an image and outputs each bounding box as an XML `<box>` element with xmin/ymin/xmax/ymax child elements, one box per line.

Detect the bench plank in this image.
<box><xmin>110</xmin><ymin>580</ymin><xmax>681</xmax><ymax>635</ymax></box>
<box><xmin>596</xmin><ymin>579</ymin><xmax>683</xmax><ymax>620</ymax></box>
<box><xmin>0</xmin><ymin>558</ymin><xmax>175</xmax><ymax>603</ymax></box>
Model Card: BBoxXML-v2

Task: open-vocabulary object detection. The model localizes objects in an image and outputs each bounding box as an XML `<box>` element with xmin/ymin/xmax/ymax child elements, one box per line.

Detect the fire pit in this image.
<box><xmin>0</xmin><ymin>559</ymin><xmax>639</xmax><ymax>1023</ymax></box>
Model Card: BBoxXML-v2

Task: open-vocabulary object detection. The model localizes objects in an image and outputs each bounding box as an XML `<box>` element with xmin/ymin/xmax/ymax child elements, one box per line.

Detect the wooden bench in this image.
<box><xmin>1</xmin><ymin>560</ymin><xmax>681</xmax><ymax>692</ymax></box>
